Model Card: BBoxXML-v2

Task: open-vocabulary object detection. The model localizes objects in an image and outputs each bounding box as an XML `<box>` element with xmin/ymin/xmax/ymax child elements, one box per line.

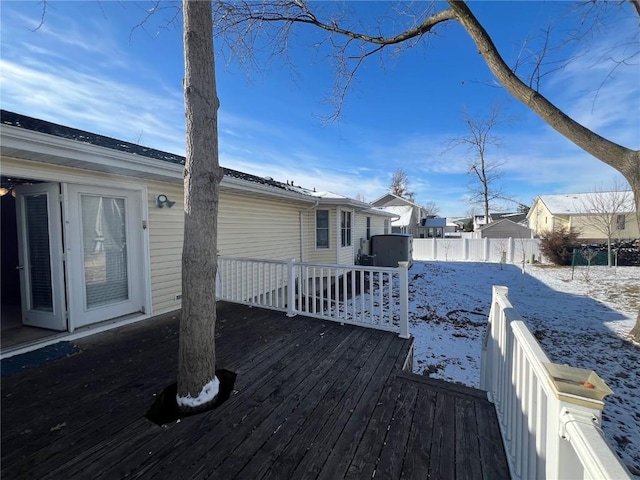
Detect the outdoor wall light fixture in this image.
<box><xmin>156</xmin><ymin>194</ymin><xmax>175</xmax><ymax>208</ymax></box>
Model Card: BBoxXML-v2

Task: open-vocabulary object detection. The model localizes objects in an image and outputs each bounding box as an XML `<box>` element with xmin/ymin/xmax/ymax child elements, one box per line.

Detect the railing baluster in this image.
<box><xmin>216</xmin><ymin>257</ymin><xmax>407</xmax><ymax>335</ymax></box>
<box><xmin>481</xmin><ymin>286</ymin><xmax>630</xmax><ymax>480</ymax></box>
<box><xmin>319</xmin><ymin>267</ymin><xmax>325</xmax><ymax>317</ymax></box>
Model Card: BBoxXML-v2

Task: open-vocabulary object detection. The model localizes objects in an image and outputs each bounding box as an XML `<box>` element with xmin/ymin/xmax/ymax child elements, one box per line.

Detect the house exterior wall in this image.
<box><xmin>354</xmin><ymin>213</ymin><xmax>389</xmax><ymax>260</ymax></box>
<box><xmin>218</xmin><ymin>193</ymin><xmax>303</xmax><ymax>259</ymax></box>
<box><xmin>147</xmin><ymin>182</ymin><xmax>185</xmax><ymax>314</ymax></box>
<box><xmin>528</xmin><ymin>201</ymin><xmax>561</xmax><ymax>236</ymax></box>
<box><xmin>300</xmin><ymin>207</ymin><xmax>390</xmax><ymax>265</ymax></box>
<box><xmin>3</xmin><ymin>156</ymin><xmax>165</xmax><ymax>314</ymax></box>
<box><xmin>1</xmin><ymin>156</ymin><xmax>309</xmax><ymax>318</ymax></box>
<box><xmin>302</xmin><ymin>207</ymin><xmax>338</xmax><ymax>264</ymax></box>
<box><xmin>529</xmin><ymin>197</ymin><xmax>638</xmax><ymax>241</ymax></box>
<box><xmin>568</xmin><ymin>213</ymin><xmax>639</xmax><ymax>242</ymax></box>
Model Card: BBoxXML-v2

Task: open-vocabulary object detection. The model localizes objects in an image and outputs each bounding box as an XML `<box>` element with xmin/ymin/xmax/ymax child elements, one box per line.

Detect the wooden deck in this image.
<box><xmin>1</xmin><ymin>302</ymin><xmax>509</xmax><ymax>479</ymax></box>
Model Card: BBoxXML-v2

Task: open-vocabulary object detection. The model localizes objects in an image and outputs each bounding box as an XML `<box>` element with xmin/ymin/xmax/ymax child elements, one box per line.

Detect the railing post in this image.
<box><xmin>398</xmin><ymin>261</ymin><xmax>410</xmax><ymax>338</ymax></box>
<box><xmin>508</xmin><ymin>237</ymin><xmax>515</xmax><ymax>263</ymax></box>
<box><xmin>286</xmin><ymin>258</ymin><xmax>297</xmax><ymax>317</ymax></box>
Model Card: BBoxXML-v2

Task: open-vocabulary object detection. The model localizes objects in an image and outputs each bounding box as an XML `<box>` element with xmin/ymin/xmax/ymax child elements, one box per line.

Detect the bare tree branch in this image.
<box><xmin>444</xmin><ymin>104</ymin><xmax>513</xmax><ymax>222</ymax></box>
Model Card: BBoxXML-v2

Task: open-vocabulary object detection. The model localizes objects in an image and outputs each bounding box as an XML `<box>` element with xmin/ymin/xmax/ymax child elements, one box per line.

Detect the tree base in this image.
<box><xmin>145</xmin><ymin>369</ymin><xmax>237</xmax><ymax>426</ymax></box>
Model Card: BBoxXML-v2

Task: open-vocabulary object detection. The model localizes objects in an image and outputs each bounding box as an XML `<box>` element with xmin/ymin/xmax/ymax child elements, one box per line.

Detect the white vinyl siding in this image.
<box><xmin>217</xmin><ymin>193</ymin><xmax>302</xmax><ymax>259</ymax></box>
<box><xmin>150</xmin><ymin>189</ymin><xmax>306</xmax><ymax>313</ymax></box>
<box><xmin>354</xmin><ymin>213</ymin><xmax>368</xmax><ymax>255</ymax></box>
<box><xmin>302</xmin><ymin>208</ymin><xmax>337</xmax><ymax>264</ymax></box>
<box><xmin>147</xmin><ymin>183</ymin><xmax>184</xmax><ymax>314</ymax></box>
<box><xmin>1</xmin><ymin>156</ymin><xmax>311</xmax><ymax>317</ymax></box>
<box><xmin>355</xmin><ymin>213</ymin><xmax>388</xmax><ymax>259</ymax></box>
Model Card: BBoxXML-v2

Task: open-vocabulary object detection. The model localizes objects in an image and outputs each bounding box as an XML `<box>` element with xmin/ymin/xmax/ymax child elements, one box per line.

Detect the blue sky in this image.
<box><xmin>1</xmin><ymin>1</ymin><xmax>638</xmax><ymax>217</ymax></box>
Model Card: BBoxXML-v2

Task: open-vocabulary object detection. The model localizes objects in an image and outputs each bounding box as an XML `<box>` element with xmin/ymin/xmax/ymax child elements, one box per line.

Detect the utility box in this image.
<box><xmin>359</xmin><ymin>254</ymin><xmax>377</xmax><ymax>266</ymax></box>
<box><xmin>370</xmin><ymin>234</ymin><xmax>413</xmax><ymax>268</ymax></box>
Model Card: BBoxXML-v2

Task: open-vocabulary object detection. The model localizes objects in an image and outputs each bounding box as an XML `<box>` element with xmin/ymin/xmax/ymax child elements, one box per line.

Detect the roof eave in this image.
<box><xmin>1</xmin><ymin>124</ymin><xmax>184</xmax><ymax>183</ymax></box>
<box><xmin>1</xmin><ymin>125</ymin><xmax>319</xmax><ymax>204</ymax></box>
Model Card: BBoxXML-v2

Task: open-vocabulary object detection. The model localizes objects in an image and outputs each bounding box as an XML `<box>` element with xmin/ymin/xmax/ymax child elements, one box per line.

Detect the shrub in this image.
<box><xmin>540</xmin><ymin>226</ymin><xmax>580</xmax><ymax>265</ymax></box>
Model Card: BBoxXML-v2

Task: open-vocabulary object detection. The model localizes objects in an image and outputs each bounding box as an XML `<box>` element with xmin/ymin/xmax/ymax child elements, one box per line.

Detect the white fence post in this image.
<box><xmin>508</xmin><ymin>237</ymin><xmax>515</xmax><ymax>263</ymax></box>
<box><xmin>398</xmin><ymin>261</ymin><xmax>410</xmax><ymax>339</ymax></box>
<box><xmin>286</xmin><ymin>258</ymin><xmax>296</xmax><ymax>317</ymax></box>
<box><xmin>481</xmin><ymin>286</ymin><xmax>631</xmax><ymax>480</ymax></box>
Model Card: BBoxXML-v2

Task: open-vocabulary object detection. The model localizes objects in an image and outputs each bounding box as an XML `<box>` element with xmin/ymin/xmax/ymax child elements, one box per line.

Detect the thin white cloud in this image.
<box><xmin>0</xmin><ymin>59</ymin><xmax>185</xmax><ymax>154</ymax></box>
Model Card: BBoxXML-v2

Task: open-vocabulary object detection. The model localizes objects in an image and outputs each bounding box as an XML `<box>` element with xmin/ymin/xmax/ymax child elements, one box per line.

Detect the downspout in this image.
<box><xmin>300</xmin><ymin>201</ymin><xmax>319</xmax><ymax>262</ymax></box>
<box><xmin>336</xmin><ymin>207</ymin><xmax>341</xmax><ymax>264</ymax></box>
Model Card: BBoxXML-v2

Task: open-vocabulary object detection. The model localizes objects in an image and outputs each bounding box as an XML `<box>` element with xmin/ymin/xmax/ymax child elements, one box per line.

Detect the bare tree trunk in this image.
<box><xmin>626</xmin><ymin>180</ymin><xmax>640</xmax><ymax>343</ymax></box>
<box><xmin>448</xmin><ymin>0</ymin><xmax>640</xmax><ymax>343</ymax></box>
<box><xmin>482</xmin><ymin>160</ymin><xmax>490</xmax><ymax>224</ymax></box>
<box><xmin>177</xmin><ymin>0</ymin><xmax>223</xmax><ymax>412</ymax></box>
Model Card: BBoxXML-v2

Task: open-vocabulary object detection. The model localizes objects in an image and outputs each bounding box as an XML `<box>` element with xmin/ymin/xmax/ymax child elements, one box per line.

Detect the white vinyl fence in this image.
<box><xmin>217</xmin><ymin>257</ymin><xmax>409</xmax><ymax>338</ymax></box>
<box><xmin>413</xmin><ymin>237</ymin><xmax>543</xmax><ymax>263</ymax></box>
<box><xmin>481</xmin><ymin>286</ymin><xmax>631</xmax><ymax>480</ymax></box>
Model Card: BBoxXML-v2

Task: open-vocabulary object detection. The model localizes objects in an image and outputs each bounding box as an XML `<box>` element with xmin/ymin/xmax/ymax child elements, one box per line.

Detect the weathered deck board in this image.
<box><xmin>1</xmin><ymin>302</ymin><xmax>509</xmax><ymax>480</ymax></box>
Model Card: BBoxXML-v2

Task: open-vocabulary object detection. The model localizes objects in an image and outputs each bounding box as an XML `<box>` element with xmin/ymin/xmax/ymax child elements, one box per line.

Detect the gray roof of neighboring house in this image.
<box><xmin>491</xmin><ymin>212</ymin><xmax>527</xmax><ymax>224</ymax></box>
<box><xmin>537</xmin><ymin>192</ymin><xmax>635</xmax><ymax>215</ymax></box>
<box><xmin>477</xmin><ymin>218</ymin><xmax>530</xmax><ymax>232</ymax></box>
<box><xmin>371</xmin><ymin>192</ymin><xmax>422</xmax><ymax>209</ymax></box>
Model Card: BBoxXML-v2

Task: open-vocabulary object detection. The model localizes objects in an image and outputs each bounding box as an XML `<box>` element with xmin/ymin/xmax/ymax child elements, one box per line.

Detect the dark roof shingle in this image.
<box><xmin>1</xmin><ymin>109</ymin><xmax>292</xmax><ymax>192</ymax></box>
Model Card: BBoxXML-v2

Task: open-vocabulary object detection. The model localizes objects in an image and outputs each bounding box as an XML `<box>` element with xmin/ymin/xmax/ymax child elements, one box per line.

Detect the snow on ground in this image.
<box><xmin>408</xmin><ymin>261</ymin><xmax>639</xmax><ymax>474</ymax></box>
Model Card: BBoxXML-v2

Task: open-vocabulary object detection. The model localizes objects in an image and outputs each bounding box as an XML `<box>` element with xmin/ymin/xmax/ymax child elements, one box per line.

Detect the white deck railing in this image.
<box><xmin>481</xmin><ymin>286</ymin><xmax>631</xmax><ymax>480</ymax></box>
<box><xmin>217</xmin><ymin>257</ymin><xmax>409</xmax><ymax>338</ymax></box>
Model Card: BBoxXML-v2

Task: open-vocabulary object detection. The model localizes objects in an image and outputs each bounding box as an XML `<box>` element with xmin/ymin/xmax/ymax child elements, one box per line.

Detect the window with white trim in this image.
<box><xmin>316</xmin><ymin>209</ymin><xmax>329</xmax><ymax>248</ymax></box>
<box><xmin>617</xmin><ymin>214</ymin><xmax>626</xmax><ymax>230</ymax></box>
<box><xmin>366</xmin><ymin>217</ymin><xmax>371</xmax><ymax>240</ymax></box>
<box><xmin>341</xmin><ymin>211</ymin><xmax>352</xmax><ymax>247</ymax></box>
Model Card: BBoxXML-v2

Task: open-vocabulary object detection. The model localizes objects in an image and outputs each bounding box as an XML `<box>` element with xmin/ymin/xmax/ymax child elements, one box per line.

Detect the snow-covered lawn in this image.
<box><xmin>408</xmin><ymin>261</ymin><xmax>639</xmax><ymax>474</ymax></box>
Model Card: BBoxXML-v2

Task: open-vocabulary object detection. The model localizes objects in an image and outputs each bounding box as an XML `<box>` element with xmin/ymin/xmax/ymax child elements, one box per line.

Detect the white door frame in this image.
<box><xmin>3</xmin><ymin>164</ymin><xmax>152</xmax><ymax>333</ymax></box>
<box><xmin>65</xmin><ymin>184</ymin><xmax>146</xmax><ymax>328</ymax></box>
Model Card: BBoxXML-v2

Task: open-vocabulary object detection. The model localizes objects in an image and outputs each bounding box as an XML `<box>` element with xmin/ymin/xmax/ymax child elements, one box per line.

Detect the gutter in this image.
<box><xmin>1</xmin><ymin>125</ymin><xmax>319</xmax><ymax>204</ymax></box>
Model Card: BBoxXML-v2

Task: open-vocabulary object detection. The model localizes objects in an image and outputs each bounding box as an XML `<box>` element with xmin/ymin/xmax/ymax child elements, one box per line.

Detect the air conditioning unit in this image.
<box><xmin>370</xmin><ymin>234</ymin><xmax>413</xmax><ymax>267</ymax></box>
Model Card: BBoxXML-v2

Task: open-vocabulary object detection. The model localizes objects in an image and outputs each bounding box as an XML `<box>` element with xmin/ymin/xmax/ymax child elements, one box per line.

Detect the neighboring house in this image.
<box><xmin>422</xmin><ymin>217</ymin><xmax>445</xmax><ymax>238</ymax></box>
<box><xmin>0</xmin><ymin>110</ymin><xmax>391</xmax><ymax>345</ymax></box>
<box><xmin>475</xmin><ymin>219</ymin><xmax>534</xmax><ymax>239</ymax></box>
<box><xmin>372</xmin><ymin>192</ymin><xmax>446</xmax><ymax>238</ymax></box>
<box><xmin>473</xmin><ymin>214</ymin><xmax>489</xmax><ymax>232</ymax></box>
<box><xmin>527</xmin><ymin>192</ymin><xmax>638</xmax><ymax>242</ymax></box>
<box><xmin>287</xmin><ymin>187</ymin><xmax>395</xmax><ymax>265</ymax></box>
<box><xmin>473</xmin><ymin>212</ymin><xmax>527</xmax><ymax>231</ymax></box>
<box><xmin>444</xmin><ymin>219</ymin><xmax>462</xmax><ymax>237</ymax></box>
